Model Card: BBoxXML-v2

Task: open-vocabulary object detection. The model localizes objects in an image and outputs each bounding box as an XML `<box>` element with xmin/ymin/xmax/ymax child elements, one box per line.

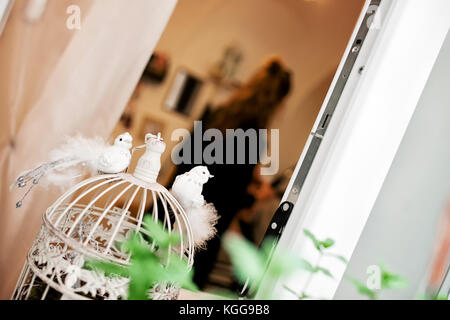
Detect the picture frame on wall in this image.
<box><xmin>164</xmin><ymin>68</ymin><xmax>203</xmax><ymax>117</ymax></box>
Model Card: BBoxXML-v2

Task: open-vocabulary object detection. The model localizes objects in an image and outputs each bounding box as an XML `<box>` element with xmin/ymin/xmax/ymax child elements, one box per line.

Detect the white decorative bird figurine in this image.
<box><xmin>97</xmin><ymin>133</ymin><xmax>133</xmax><ymax>173</ymax></box>
<box><xmin>171</xmin><ymin>166</ymin><xmax>214</xmax><ymax>209</ymax></box>
<box><xmin>11</xmin><ymin>132</ymin><xmax>133</xmax><ymax>208</ymax></box>
<box><xmin>171</xmin><ymin>166</ymin><xmax>219</xmax><ymax>250</ymax></box>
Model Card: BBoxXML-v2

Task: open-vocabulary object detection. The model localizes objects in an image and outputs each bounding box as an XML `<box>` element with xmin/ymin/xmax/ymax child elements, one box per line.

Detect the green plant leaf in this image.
<box><xmin>128</xmin><ymin>260</ymin><xmax>158</xmax><ymax>300</ymax></box>
<box><xmin>298</xmin><ymin>258</ymin><xmax>315</xmax><ymax>273</ymax></box>
<box><xmin>304</xmin><ymin>229</ymin><xmax>322</xmax><ymax>251</ymax></box>
<box><xmin>260</xmin><ymin>238</ymin><xmax>304</xmax><ymax>277</ymax></box>
<box><xmin>376</xmin><ymin>261</ymin><xmax>408</xmax><ymax>289</ymax></box>
<box><xmin>165</xmin><ymin>253</ymin><xmax>198</xmax><ymax>291</ymax></box>
<box><xmin>347</xmin><ymin>277</ymin><xmax>377</xmax><ymax>300</ymax></box>
<box><xmin>84</xmin><ymin>260</ymin><xmax>130</xmax><ymax>278</ymax></box>
<box><xmin>260</xmin><ymin>237</ymin><xmax>277</xmax><ymax>257</ymax></box>
<box><xmin>334</xmin><ymin>255</ymin><xmax>348</xmax><ymax>264</ymax></box>
<box><xmin>321</xmin><ymin>238</ymin><xmax>335</xmax><ymax>249</ymax></box>
<box><xmin>323</xmin><ymin>252</ymin><xmax>348</xmax><ymax>264</ymax></box>
<box><xmin>85</xmin><ymin>214</ymin><xmax>195</xmax><ymax>300</ymax></box>
<box><xmin>380</xmin><ymin>265</ymin><xmax>408</xmax><ymax>289</ymax></box>
<box><xmin>119</xmin><ymin>231</ymin><xmax>157</xmax><ymax>260</ymax></box>
<box><xmin>420</xmin><ymin>293</ymin><xmax>449</xmax><ymax>300</ymax></box>
<box><xmin>143</xmin><ymin>216</ymin><xmax>181</xmax><ymax>249</ymax></box>
<box><xmin>223</xmin><ymin>234</ymin><xmax>265</xmax><ymax>284</ymax></box>
<box><xmin>315</xmin><ymin>266</ymin><xmax>333</xmax><ymax>278</ymax></box>
<box><xmin>298</xmin><ymin>292</ymin><xmax>310</xmax><ymax>300</ymax></box>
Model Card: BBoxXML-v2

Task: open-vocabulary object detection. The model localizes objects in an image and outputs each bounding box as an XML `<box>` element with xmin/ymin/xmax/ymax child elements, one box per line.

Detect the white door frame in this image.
<box><xmin>257</xmin><ymin>0</ymin><xmax>450</xmax><ymax>300</ymax></box>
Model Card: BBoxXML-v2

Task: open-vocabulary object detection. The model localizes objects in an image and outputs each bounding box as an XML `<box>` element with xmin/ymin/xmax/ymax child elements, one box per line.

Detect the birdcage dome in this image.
<box><xmin>12</xmin><ymin>133</ymin><xmax>194</xmax><ymax>300</ymax></box>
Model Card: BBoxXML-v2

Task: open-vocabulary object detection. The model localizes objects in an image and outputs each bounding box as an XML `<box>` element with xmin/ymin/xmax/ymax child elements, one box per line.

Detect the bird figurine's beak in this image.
<box><xmin>209</xmin><ymin>174</ymin><xmax>214</xmax><ymax>178</ymax></box>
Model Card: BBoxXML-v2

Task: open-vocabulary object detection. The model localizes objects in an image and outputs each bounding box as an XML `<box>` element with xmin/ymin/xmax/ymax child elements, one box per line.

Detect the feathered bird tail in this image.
<box><xmin>48</xmin><ymin>134</ymin><xmax>107</xmax><ymax>171</ymax></box>
<box><xmin>10</xmin><ymin>134</ymin><xmax>109</xmax><ymax>208</ymax></box>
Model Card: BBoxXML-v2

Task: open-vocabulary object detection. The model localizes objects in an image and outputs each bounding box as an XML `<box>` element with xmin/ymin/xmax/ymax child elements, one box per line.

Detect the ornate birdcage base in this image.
<box><xmin>12</xmin><ymin>203</ymin><xmax>182</xmax><ymax>300</ymax></box>
<box><xmin>13</xmin><ymin>223</ymin><xmax>129</xmax><ymax>300</ymax></box>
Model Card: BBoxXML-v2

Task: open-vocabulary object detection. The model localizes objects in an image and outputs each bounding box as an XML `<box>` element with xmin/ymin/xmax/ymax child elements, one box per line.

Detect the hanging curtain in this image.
<box><xmin>0</xmin><ymin>0</ymin><xmax>177</xmax><ymax>298</ymax></box>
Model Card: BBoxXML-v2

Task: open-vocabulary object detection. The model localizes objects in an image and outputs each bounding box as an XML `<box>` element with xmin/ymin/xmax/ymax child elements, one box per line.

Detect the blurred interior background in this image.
<box><xmin>107</xmin><ymin>0</ymin><xmax>365</xmax><ymax>292</ymax></box>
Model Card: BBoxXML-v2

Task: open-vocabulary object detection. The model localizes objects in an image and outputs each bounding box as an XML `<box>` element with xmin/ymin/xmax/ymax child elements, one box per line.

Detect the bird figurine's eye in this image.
<box><xmin>119</xmin><ymin>138</ymin><xmax>123</xmax><ymax>141</ymax></box>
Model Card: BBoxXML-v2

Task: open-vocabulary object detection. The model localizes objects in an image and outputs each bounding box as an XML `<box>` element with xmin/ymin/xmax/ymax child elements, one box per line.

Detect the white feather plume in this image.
<box><xmin>49</xmin><ymin>134</ymin><xmax>107</xmax><ymax>169</ymax></box>
<box><xmin>43</xmin><ymin>167</ymin><xmax>85</xmax><ymax>189</ymax></box>
<box><xmin>183</xmin><ymin>203</ymin><xmax>219</xmax><ymax>250</ymax></box>
<box><xmin>43</xmin><ymin>135</ymin><xmax>108</xmax><ymax>186</ymax></box>
<box><xmin>11</xmin><ymin>133</ymin><xmax>133</xmax><ymax>209</ymax></box>
<box><xmin>10</xmin><ymin>135</ymin><xmax>108</xmax><ymax>190</ymax></box>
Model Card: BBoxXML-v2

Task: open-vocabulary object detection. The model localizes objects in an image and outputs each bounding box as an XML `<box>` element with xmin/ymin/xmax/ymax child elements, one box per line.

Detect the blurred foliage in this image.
<box><xmin>224</xmin><ymin>230</ymin><xmax>413</xmax><ymax>300</ymax></box>
<box><xmin>85</xmin><ymin>216</ymin><xmax>197</xmax><ymax>300</ymax></box>
<box><xmin>223</xmin><ymin>234</ymin><xmax>310</xmax><ymax>299</ymax></box>
<box><xmin>301</xmin><ymin>230</ymin><xmax>409</xmax><ymax>300</ymax></box>
<box><xmin>418</xmin><ymin>293</ymin><xmax>449</xmax><ymax>300</ymax></box>
<box><xmin>222</xmin><ymin>230</ymin><xmax>349</xmax><ymax>299</ymax></box>
<box><xmin>347</xmin><ymin>262</ymin><xmax>408</xmax><ymax>300</ymax></box>
<box><xmin>347</xmin><ymin>278</ymin><xmax>377</xmax><ymax>300</ymax></box>
<box><xmin>379</xmin><ymin>263</ymin><xmax>408</xmax><ymax>289</ymax></box>
<box><xmin>287</xmin><ymin>229</ymin><xmax>348</xmax><ymax>299</ymax></box>
<box><xmin>84</xmin><ymin>219</ymin><xmax>413</xmax><ymax>301</ymax></box>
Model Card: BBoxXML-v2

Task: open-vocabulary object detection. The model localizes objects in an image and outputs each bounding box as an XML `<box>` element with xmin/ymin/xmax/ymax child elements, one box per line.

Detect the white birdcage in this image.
<box><xmin>12</xmin><ymin>133</ymin><xmax>194</xmax><ymax>300</ymax></box>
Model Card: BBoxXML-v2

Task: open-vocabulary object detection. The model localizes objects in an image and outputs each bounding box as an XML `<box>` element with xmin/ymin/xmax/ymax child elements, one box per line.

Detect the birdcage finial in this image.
<box><xmin>133</xmin><ymin>132</ymin><xmax>166</xmax><ymax>183</ymax></box>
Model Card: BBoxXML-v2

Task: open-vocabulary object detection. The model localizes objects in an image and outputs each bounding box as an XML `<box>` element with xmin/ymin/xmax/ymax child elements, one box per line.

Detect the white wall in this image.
<box><xmin>335</xmin><ymin>30</ymin><xmax>450</xmax><ymax>299</ymax></box>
